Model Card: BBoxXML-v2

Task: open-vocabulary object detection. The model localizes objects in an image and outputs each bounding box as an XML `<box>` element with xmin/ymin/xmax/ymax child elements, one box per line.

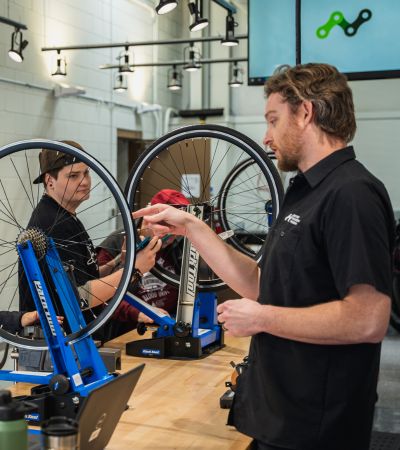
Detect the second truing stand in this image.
<box><xmin>125</xmin><ymin>205</ymin><xmax>224</xmax><ymax>359</ymax></box>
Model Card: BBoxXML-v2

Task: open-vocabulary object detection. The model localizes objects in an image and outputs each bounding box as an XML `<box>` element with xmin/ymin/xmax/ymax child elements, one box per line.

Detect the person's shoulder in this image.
<box><xmin>28</xmin><ymin>195</ymin><xmax>70</xmax><ymax>233</ymax></box>
<box><xmin>331</xmin><ymin>159</ymin><xmax>388</xmax><ymax>197</ymax></box>
<box><xmin>324</xmin><ymin>163</ymin><xmax>392</xmax><ymax>220</ymax></box>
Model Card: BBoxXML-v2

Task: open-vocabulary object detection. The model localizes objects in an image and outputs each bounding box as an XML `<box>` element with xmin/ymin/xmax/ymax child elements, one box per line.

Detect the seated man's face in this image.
<box><xmin>47</xmin><ymin>162</ymin><xmax>91</xmax><ymax>208</ymax></box>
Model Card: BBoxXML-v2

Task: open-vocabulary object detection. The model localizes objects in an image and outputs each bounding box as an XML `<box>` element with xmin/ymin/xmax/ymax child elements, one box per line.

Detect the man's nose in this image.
<box><xmin>263</xmin><ymin>130</ymin><xmax>272</xmax><ymax>147</ymax></box>
<box><xmin>81</xmin><ymin>174</ymin><xmax>91</xmax><ymax>184</ymax></box>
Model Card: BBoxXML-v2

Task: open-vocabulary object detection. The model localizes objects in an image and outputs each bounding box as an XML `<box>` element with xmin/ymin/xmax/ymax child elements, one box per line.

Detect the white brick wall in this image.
<box><xmin>0</xmin><ymin>0</ymin><xmax>188</xmax><ymax>314</ymax></box>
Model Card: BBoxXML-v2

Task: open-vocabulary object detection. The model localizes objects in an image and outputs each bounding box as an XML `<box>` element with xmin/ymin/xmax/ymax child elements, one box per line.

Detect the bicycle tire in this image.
<box><xmin>125</xmin><ymin>124</ymin><xmax>283</xmax><ymax>291</ymax></box>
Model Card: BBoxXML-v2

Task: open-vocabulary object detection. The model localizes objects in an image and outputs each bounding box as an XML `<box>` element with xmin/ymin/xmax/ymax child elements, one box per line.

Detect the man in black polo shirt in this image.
<box><xmin>133</xmin><ymin>63</ymin><xmax>394</xmax><ymax>450</ymax></box>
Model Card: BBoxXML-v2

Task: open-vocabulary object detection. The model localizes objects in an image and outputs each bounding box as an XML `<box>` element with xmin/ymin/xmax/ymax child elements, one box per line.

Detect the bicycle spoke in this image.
<box><xmin>0</xmin><ymin>262</ymin><xmax>18</xmax><ymax>297</ymax></box>
<box><xmin>209</xmin><ymin>170</ymin><xmax>264</xmax><ymax>204</ymax></box>
<box><xmin>177</xmin><ymin>140</ymin><xmax>196</xmax><ymax>203</ymax></box>
<box><xmin>7</xmin><ymin>268</ymin><xmax>24</xmax><ymax>312</ymax></box>
<box><xmin>24</xmin><ymin>151</ymin><xmax>36</xmax><ymax>207</ymax></box>
<box><xmin>0</xmin><ymin>180</ymin><xmax>23</xmax><ymax>230</ymax></box>
<box><xmin>10</xmin><ymin>157</ymin><xmax>34</xmax><ymax>209</ymax></box>
<box><xmin>191</xmin><ymin>139</ymin><xmax>206</xmax><ymax>201</ymax></box>
<box><xmin>166</xmin><ymin>146</ymin><xmax>191</xmax><ymax>196</ymax></box>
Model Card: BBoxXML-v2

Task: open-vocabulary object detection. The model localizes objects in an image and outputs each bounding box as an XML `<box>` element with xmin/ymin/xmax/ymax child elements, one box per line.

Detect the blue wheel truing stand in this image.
<box><xmin>0</xmin><ymin>229</ymin><xmax>114</xmax><ymax>423</ymax></box>
<box><xmin>125</xmin><ymin>205</ymin><xmax>224</xmax><ymax>359</ymax></box>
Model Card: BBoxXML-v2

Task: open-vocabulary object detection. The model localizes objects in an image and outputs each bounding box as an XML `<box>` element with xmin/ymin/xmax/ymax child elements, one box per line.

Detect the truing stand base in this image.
<box><xmin>126</xmin><ymin>333</ymin><xmax>224</xmax><ymax>359</ymax></box>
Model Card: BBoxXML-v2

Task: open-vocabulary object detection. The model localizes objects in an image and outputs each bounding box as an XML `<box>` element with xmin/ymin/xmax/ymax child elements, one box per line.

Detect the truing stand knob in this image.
<box><xmin>173</xmin><ymin>320</ymin><xmax>191</xmax><ymax>338</ymax></box>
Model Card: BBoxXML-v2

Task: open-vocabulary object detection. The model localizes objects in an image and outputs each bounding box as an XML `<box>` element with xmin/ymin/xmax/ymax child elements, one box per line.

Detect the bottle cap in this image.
<box><xmin>0</xmin><ymin>390</ymin><xmax>33</xmax><ymax>421</ymax></box>
<box><xmin>41</xmin><ymin>416</ymin><xmax>78</xmax><ymax>437</ymax></box>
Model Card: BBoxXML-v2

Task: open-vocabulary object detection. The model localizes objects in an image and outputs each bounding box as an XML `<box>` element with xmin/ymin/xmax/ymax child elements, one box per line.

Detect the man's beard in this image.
<box><xmin>275</xmin><ymin>120</ymin><xmax>302</xmax><ymax>172</ymax></box>
<box><xmin>277</xmin><ymin>154</ymin><xmax>299</xmax><ymax>172</ymax></box>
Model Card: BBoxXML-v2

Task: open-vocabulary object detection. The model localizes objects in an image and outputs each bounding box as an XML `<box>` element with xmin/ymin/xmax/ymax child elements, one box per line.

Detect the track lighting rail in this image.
<box><xmin>41</xmin><ymin>34</ymin><xmax>247</xmax><ymax>53</ymax></box>
<box><xmin>100</xmin><ymin>57</ymin><xmax>247</xmax><ymax>70</ymax></box>
<box><xmin>0</xmin><ymin>16</ymin><xmax>27</xmax><ymax>30</ymax></box>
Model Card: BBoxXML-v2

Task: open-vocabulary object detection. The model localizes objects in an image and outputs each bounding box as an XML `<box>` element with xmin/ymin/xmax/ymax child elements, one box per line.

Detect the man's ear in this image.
<box><xmin>45</xmin><ymin>174</ymin><xmax>53</xmax><ymax>188</ymax></box>
<box><xmin>301</xmin><ymin>100</ymin><xmax>313</xmax><ymax>126</ymax></box>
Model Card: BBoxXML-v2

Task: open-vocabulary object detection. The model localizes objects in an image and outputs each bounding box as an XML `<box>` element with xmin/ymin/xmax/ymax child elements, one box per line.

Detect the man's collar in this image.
<box><xmin>302</xmin><ymin>146</ymin><xmax>355</xmax><ymax>188</ymax></box>
<box><xmin>42</xmin><ymin>193</ymin><xmax>75</xmax><ymax>215</ymax></box>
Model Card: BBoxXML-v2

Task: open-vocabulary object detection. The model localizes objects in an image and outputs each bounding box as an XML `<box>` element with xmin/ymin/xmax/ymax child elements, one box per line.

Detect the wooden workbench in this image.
<box><xmin>104</xmin><ymin>331</ymin><xmax>252</xmax><ymax>449</ymax></box>
<box><xmin>11</xmin><ymin>332</ymin><xmax>252</xmax><ymax>449</ymax></box>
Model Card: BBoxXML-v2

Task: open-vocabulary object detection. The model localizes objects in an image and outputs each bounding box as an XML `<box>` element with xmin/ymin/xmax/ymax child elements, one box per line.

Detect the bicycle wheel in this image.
<box><xmin>0</xmin><ymin>140</ymin><xmax>135</xmax><ymax>350</ymax></box>
<box><xmin>217</xmin><ymin>158</ymin><xmax>275</xmax><ymax>258</ymax></box>
<box><xmin>125</xmin><ymin>124</ymin><xmax>283</xmax><ymax>290</ymax></box>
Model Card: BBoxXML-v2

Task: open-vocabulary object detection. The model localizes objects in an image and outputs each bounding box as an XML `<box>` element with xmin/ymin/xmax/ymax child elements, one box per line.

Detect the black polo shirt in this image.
<box><xmin>229</xmin><ymin>147</ymin><xmax>394</xmax><ymax>450</ymax></box>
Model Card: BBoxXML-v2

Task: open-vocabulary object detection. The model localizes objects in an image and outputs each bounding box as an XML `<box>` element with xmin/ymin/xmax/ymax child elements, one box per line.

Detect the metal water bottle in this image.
<box><xmin>41</xmin><ymin>416</ymin><xmax>79</xmax><ymax>450</ymax></box>
<box><xmin>0</xmin><ymin>390</ymin><xmax>29</xmax><ymax>450</ymax></box>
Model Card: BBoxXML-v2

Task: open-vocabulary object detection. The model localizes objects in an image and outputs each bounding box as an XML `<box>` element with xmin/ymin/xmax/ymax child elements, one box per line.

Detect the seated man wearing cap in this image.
<box><xmin>19</xmin><ymin>141</ymin><xmax>161</xmax><ymax>340</ymax></box>
<box><xmin>96</xmin><ymin>189</ymin><xmax>189</xmax><ymax>340</ymax></box>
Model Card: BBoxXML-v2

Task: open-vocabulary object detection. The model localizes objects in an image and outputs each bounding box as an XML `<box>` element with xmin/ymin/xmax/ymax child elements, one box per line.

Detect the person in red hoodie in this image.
<box><xmin>97</xmin><ymin>189</ymin><xmax>189</xmax><ymax>340</ymax></box>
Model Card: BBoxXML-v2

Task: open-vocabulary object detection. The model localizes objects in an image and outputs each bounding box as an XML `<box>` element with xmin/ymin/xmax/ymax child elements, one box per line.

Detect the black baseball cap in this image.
<box><xmin>33</xmin><ymin>140</ymin><xmax>84</xmax><ymax>184</ymax></box>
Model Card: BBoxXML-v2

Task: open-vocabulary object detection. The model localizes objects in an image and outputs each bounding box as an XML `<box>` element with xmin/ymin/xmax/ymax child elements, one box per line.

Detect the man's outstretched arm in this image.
<box><xmin>133</xmin><ymin>204</ymin><xmax>260</xmax><ymax>299</ymax></box>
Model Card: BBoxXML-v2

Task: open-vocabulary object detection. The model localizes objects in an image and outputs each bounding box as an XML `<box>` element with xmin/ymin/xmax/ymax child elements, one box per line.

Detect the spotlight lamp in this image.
<box><xmin>188</xmin><ymin>0</ymin><xmax>208</xmax><ymax>32</ymax></box>
<box><xmin>51</xmin><ymin>50</ymin><xmax>67</xmax><ymax>78</ymax></box>
<box><xmin>183</xmin><ymin>43</ymin><xmax>202</xmax><ymax>72</ymax></box>
<box><xmin>156</xmin><ymin>0</ymin><xmax>178</xmax><ymax>15</ymax></box>
<box><xmin>114</xmin><ymin>72</ymin><xmax>128</xmax><ymax>92</ymax></box>
<box><xmin>221</xmin><ymin>12</ymin><xmax>239</xmax><ymax>46</ymax></box>
<box><xmin>167</xmin><ymin>65</ymin><xmax>182</xmax><ymax>91</ymax></box>
<box><xmin>229</xmin><ymin>62</ymin><xmax>244</xmax><ymax>87</ymax></box>
<box><xmin>118</xmin><ymin>46</ymin><xmax>134</xmax><ymax>73</ymax></box>
<box><xmin>8</xmin><ymin>28</ymin><xmax>29</xmax><ymax>62</ymax></box>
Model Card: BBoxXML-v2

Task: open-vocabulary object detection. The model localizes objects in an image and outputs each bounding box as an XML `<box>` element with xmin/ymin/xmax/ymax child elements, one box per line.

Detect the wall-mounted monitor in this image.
<box><xmin>248</xmin><ymin>0</ymin><xmax>400</xmax><ymax>85</ymax></box>
<box><xmin>248</xmin><ymin>0</ymin><xmax>296</xmax><ymax>85</ymax></box>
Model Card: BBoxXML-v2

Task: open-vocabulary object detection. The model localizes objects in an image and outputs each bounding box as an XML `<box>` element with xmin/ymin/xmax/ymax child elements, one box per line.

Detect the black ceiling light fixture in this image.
<box><xmin>51</xmin><ymin>50</ymin><xmax>67</xmax><ymax>78</ymax></box>
<box><xmin>114</xmin><ymin>70</ymin><xmax>128</xmax><ymax>92</ymax></box>
<box><xmin>8</xmin><ymin>28</ymin><xmax>29</xmax><ymax>62</ymax></box>
<box><xmin>118</xmin><ymin>45</ymin><xmax>134</xmax><ymax>73</ymax></box>
<box><xmin>188</xmin><ymin>0</ymin><xmax>208</xmax><ymax>32</ymax></box>
<box><xmin>167</xmin><ymin>64</ymin><xmax>182</xmax><ymax>91</ymax></box>
<box><xmin>221</xmin><ymin>11</ymin><xmax>238</xmax><ymax>46</ymax></box>
<box><xmin>183</xmin><ymin>43</ymin><xmax>202</xmax><ymax>72</ymax></box>
<box><xmin>0</xmin><ymin>16</ymin><xmax>29</xmax><ymax>62</ymax></box>
<box><xmin>228</xmin><ymin>62</ymin><xmax>243</xmax><ymax>87</ymax></box>
<box><xmin>155</xmin><ymin>0</ymin><xmax>178</xmax><ymax>15</ymax></box>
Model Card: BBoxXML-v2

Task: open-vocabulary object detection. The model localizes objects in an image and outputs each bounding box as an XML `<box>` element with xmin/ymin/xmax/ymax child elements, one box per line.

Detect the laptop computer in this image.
<box><xmin>28</xmin><ymin>363</ymin><xmax>145</xmax><ymax>450</ymax></box>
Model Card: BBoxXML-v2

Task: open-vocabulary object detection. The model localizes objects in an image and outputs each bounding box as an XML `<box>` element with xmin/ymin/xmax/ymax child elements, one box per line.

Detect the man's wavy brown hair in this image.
<box><xmin>264</xmin><ymin>63</ymin><xmax>356</xmax><ymax>143</ymax></box>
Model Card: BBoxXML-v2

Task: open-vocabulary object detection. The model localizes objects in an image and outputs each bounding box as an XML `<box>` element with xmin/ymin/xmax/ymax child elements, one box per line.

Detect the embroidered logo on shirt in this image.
<box><xmin>284</xmin><ymin>213</ymin><xmax>301</xmax><ymax>225</ymax></box>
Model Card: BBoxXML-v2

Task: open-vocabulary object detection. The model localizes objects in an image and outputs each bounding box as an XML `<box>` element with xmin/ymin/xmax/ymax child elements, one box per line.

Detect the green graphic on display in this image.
<box><xmin>316</xmin><ymin>8</ymin><xmax>372</xmax><ymax>39</ymax></box>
